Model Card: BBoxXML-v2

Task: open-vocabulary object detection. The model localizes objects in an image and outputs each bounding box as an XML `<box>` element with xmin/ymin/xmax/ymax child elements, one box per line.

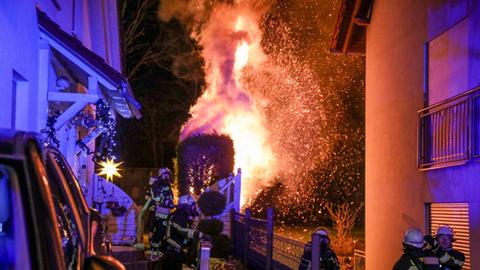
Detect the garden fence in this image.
<box><xmin>231</xmin><ymin>208</ymin><xmax>358</xmax><ymax>270</ymax></box>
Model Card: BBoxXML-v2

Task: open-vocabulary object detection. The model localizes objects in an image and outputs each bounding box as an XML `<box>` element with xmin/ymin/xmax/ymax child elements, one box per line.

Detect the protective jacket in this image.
<box><xmin>166</xmin><ymin>206</ymin><xmax>200</xmax><ymax>251</ymax></box>
<box><xmin>150</xmin><ymin>178</ymin><xmax>174</xmax><ymax>219</ymax></box>
<box><xmin>393</xmin><ymin>246</ymin><xmax>441</xmax><ymax>270</ymax></box>
<box><xmin>435</xmin><ymin>248</ymin><xmax>465</xmax><ymax>270</ymax></box>
<box><xmin>298</xmin><ymin>244</ymin><xmax>340</xmax><ymax>270</ymax></box>
<box><xmin>147</xmin><ymin>178</ymin><xmax>174</xmax><ymax>257</ymax></box>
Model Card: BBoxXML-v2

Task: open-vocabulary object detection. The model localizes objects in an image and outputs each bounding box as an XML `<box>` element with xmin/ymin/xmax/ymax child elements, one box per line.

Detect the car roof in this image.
<box><xmin>0</xmin><ymin>129</ymin><xmax>42</xmax><ymax>158</ymax></box>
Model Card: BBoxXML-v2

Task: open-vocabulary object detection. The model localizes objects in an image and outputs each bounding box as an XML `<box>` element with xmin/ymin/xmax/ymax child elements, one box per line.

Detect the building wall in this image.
<box><xmin>365</xmin><ymin>0</ymin><xmax>428</xmax><ymax>268</ymax></box>
<box><xmin>427</xmin><ymin>1</ymin><xmax>480</xmax><ymax>104</ymax></box>
<box><xmin>37</xmin><ymin>0</ymin><xmax>122</xmax><ymax>71</ymax></box>
<box><xmin>367</xmin><ymin>0</ymin><xmax>480</xmax><ymax>269</ymax></box>
<box><xmin>424</xmin><ymin>1</ymin><xmax>480</xmax><ymax>267</ymax></box>
<box><xmin>0</xmin><ymin>2</ymin><xmax>40</xmax><ymax>131</ymax></box>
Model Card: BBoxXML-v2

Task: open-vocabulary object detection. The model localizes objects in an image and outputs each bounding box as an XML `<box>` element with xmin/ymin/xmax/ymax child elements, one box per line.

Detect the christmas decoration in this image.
<box><xmin>40</xmin><ymin>110</ymin><xmax>61</xmax><ymax>148</ymax></box>
<box><xmin>94</xmin><ymin>99</ymin><xmax>118</xmax><ymax>162</ymax></box>
<box><xmin>97</xmin><ymin>158</ymin><xmax>123</xmax><ymax>182</ymax></box>
<box><xmin>70</xmin><ymin>110</ymin><xmax>96</xmax><ymax>129</ymax></box>
<box><xmin>66</xmin><ymin>99</ymin><xmax>118</xmax><ymax>162</ymax></box>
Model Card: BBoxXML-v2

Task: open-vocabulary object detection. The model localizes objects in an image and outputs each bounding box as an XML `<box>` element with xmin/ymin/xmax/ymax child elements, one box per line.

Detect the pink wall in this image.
<box><xmin>366</xmin><ymin>0</ymin><xmax>480</xmax><ymax>269</ymax></box>
<box><xmin>365</xmin><ymin>0</ymin><xmax>427</xmax><ymax>268</ymax></box>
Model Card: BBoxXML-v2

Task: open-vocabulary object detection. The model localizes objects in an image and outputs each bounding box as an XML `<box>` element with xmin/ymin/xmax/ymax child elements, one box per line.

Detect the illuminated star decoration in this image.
<box><xmin>97</xmin><ymin>158</ymin><xmax>123</xmax><ymax>181</ymax></box>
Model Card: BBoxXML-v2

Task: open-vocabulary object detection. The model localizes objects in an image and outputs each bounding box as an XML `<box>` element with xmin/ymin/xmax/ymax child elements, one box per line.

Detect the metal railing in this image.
<box><xmin>273</xmin><ymin>233</ymin><xmax>310</xmax><ymax>269</ymax></box>
<box><xmin>353</xmin><ymin>249</ymin><xmax>365</xmax><ymax>270</ymax></box>
<box><xmin>418</xmin><ymin>86</ymin><xmax>480</xmax><ymax>169</ymax></box>
<box><xmin>231</xmin><ymin>208</ymin><xmax>360</xmax><ymax>270</ymax></box>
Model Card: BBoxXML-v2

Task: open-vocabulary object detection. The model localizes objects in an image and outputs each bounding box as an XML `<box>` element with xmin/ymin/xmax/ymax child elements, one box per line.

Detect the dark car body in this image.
<box><xmin>0</xmin><ymin>129</ymin><xmax>123</xmax><ymax>270</ymax></box>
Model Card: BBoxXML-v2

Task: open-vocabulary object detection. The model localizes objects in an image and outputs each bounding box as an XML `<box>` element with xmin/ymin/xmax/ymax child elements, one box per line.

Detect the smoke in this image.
<box><xmin>158</xmin><ymin>0</ymin><xmax>273</xmax><ymax>36</ymax></box>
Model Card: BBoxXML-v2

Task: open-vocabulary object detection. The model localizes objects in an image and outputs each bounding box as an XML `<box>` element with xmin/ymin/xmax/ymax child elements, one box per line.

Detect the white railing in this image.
<box><xmin>198</xmin><ymin>241</ymin><xmax>212</xmax><ymax>270</ymax></box>
<box><xmin>205</xmin><ymin>168</ymin><xmax>242</xmax><ymax>213</ymax></box>
<box><xmin>353</xmin><ymin>249</ymin><xmax>366</xmax><ymax>270</ymax></box>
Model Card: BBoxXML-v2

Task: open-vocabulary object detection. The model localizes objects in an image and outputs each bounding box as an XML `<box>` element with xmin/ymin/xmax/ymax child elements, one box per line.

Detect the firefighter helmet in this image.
<box><xmin>403</xmin><ymin>228</ymin><xmax>424</xmax><ymax>248</ymax></box>
<box><xmin>178</xmin><ymin>194</ymin><xmax>198</xmax><ymax>217</ymax></box>
<box><xmin>314</xmin><ymin>227</ymin><xmax>330</xmax><ymax>239</ymax></box>
<box><xmin>435</xmin><ymin>225</ymin><xmax>454</xmax><ymax>238</ymax></box>
<box><xmin>178</xmin><ymin>194</ymin><xmax>196</xmax><ymax>207</ymax></box>
<box><xmin>158</xmin><ymin>167</ymin><xmax>171</xmax><ymax>177</ymax></box>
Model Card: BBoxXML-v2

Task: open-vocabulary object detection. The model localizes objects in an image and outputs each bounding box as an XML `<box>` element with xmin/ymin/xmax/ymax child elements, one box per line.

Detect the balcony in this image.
<box><xmin>418</xmin><ymin>86</ymin><xmax>480</xmax><ymax>169</ymax></box>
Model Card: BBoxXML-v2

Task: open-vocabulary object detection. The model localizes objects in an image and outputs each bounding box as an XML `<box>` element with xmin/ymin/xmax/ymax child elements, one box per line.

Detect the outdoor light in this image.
<box><xmin>56</xmin><ymin>76</ymin><xmax>71</xmax><ymax>90</ymax></box>
<box><xmin>97</xmin><ymin>158</ymin><xmax>123</xmax><ymax>181</ymax></box>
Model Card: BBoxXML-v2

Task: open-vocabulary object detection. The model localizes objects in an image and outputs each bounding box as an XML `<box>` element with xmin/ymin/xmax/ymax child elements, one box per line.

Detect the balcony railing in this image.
<box><xmin>418</xmin><ymin>86</ymin><xmax>480</xmax><ymax>169</ymax></box>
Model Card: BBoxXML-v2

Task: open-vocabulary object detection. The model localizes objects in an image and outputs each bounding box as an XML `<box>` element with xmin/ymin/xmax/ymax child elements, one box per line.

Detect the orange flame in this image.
<box><xmin>181</xmin><ymin>9</ymin><xmax>275</xmax><ymax>207</ymax></box>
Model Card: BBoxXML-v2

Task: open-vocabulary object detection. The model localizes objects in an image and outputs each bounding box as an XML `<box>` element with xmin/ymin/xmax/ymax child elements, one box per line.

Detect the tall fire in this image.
<box><xmin>162</xmin><ymin>0</ymin><xmax>364</xmax><ymax>223</ymax></box>
<box><xmin>180</xmin><ymin>7</ymin><xmax>275</xmax><ymax>206</ymax></box>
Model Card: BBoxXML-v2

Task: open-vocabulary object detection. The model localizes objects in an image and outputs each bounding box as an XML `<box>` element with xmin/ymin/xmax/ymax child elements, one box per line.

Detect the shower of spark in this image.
<box><xmin>164</xmin><ymin>0</ymin><xmax>364</xmax><ymax>216</ymax></box>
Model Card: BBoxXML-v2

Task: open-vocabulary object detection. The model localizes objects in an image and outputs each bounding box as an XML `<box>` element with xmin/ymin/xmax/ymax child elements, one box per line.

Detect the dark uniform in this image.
<box><xmin>148</xmin><ymin>177</ymin><xmax>174</xmax><ymax>257</ymax></box>
<box><xmin>424</xmin><ymin>228</ymin><xmax>465</xmax><ymax>270</ymax></box>
<box><xmin>298</xmin><ymin>244</ymin><xmax>340</xmax><ymax>270</ymax></box>
<box><xmin>393</xmin><ymin>246</ymin><xmax>440</xmax><ymax>270</ymax></box>
<box><xmin>435</xmin><ymin>249</ymin><xmax>465</xmax><ymax>270</ymax></box>
<box><xmin>159</xmin><ymin>204</ymin><xmax>201</xmax><ymax>270</ymax></box>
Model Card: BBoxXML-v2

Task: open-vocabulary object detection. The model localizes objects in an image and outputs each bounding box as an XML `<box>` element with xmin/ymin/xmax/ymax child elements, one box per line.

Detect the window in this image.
<box><xmin>12</xmin><ymin>70</ymin><xmax>29</xmax><ymax>130</ymax></box>
<box><xmin>426</xmin><ymin>202</ymin><xmax>471</xmax><ymax>269</ymax></box>
<box><xmin>428</xmin><ymin>17</ymin><xmax>469</xmax><ymax>105</ymax></box>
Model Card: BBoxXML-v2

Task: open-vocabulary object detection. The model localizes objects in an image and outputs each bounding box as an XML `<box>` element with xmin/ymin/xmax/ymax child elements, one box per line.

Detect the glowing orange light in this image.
<box><xmin>97</xmin><ymin>158</ymin><xmax>123</xmax><ymax>181</ymax></box>
<box><xmin>181</xmin><ymin>12</ymin><xmax>276</xmax><ymax>208</ymax></box>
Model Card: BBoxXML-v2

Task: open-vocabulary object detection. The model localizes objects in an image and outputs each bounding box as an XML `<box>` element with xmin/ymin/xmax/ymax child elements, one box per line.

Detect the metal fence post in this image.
<box><xmin>198</xmin><ymin>240</ymin><xmax>212</xmax><ymax>270</ymax></box>
<box><xmin>311</xmin><ymin>231</ymin><xmax>321</xmax><ymax>270</ymax></box>
<box><xmin>244</xmin><ymin>208</ymin><xmax>251</xmax><ymax>266</ymax></box>
<box><xmin>230</xmin><ymin>208</ymin><xmax>235</xmax><ymax>247</ymax></box>
<box><xmin>234</xmin><ymin>168</ymin><xmax>242</xmax><ymax>212</ymax></box>
<box><xmin>266</xmin><ymin>207</ymin><xmax>274</xmax><ymax>270</ymax></box>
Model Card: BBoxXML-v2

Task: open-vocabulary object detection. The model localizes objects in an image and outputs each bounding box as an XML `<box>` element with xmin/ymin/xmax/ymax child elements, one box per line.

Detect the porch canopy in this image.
<box><xmin>37</xmin><ymin>9</ymin><xmax>141</xmax><ymax>130</ymax></box>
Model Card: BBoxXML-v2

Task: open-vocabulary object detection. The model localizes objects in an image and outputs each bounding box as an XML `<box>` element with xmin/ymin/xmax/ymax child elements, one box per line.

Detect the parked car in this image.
<box><xmin>0</xmin><ymin>129</ymin><xmax>124</xmax><ymax>270</ymax></box>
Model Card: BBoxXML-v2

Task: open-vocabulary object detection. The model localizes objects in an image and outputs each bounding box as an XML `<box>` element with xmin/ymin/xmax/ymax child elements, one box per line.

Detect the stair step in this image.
<box><xmin>112</xmin><ymin>246</ymin><xmax>146</xmax><ymax>263</ymax></box>
<box><xmin>122</xmin><ymin>260</ymin><xmax>151</xmax><ymax>270</ymax></box>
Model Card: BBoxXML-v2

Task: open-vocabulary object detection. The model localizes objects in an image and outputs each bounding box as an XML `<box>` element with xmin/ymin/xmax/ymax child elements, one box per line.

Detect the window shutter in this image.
<box><xmin>428</xmin><ymin>18</ymin><xmax>469</xmax><ymax>104</ymax></box>
<box><xmin>428</xmin><ymin>202</ymin><xmax>470</xmax><ymax>269</ymax></box>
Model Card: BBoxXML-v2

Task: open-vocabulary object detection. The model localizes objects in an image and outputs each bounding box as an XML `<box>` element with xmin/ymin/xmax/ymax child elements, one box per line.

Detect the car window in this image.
<box><xmin>48</xmin><ymin>151</ymin><xmax>89</xmax><ymax>225</ymax></box>
<box><xmin>24</xmin><ymin>142</ymin><xmax>65</xmax><ymax>269</ymax></box>
<box><xmin>46</xmin><ymin>154</ymin><xmax>85</xmax><ymax>270</ymax></box>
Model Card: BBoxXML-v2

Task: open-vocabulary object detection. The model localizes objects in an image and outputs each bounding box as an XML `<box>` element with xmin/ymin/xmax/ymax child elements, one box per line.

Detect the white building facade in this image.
<box><xmin>1</xmin><ymin>0</ymin><xmax>140</xmax><ymax>244</ymax></box>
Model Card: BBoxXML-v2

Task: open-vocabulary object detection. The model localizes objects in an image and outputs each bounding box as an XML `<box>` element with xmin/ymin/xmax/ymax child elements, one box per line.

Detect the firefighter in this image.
<box><xmin>148</xmin><ymin>167</ymin><xmax>175</xmax><ymax>261</ymax></box>
<box><xmin>158</xmin><ymin>194</ymin><xmax>203</xmax><ymax>270</ymax></box>
<box><xmin>424</xmin><ymin>225</ymin><xmax>465</xmax><ymax>270</ymax></box>
<box><xmin>393</xmin><ymin>228</ymin><xmax>440</xmax><ymax>270</ymax></box>
<box><xmin>298</xmin><ymin>228</ymin><xmax>340</xmax><ymax>270</ymax></box>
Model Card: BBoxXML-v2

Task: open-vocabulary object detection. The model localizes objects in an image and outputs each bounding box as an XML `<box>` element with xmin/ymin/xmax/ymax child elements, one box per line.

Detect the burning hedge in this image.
<box><xmin>177</xmin><ymin>133</ymin><xmax>234</xmax><ymax>195</ymax></box>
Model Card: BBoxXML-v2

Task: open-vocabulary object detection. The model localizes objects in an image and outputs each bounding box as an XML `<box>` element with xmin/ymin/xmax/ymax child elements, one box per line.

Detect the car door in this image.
<box><xmin>0</xmin><ymin>165</ymin><xmax>32</xmax><ymax>270</ymax></box>
<box><xmin>44</xmin><ymin>151</ymin><xmax>87</xmax><ymax>270</ymax></box>
<box><xmin>0</xmin><ymin>137</ymin><xmax>66</xmax><ymax>269</ymax></box>
<box><xmin>44</xmin><ymin>148</ymin><xmax>92</xmax><ymax>254</ymax></box>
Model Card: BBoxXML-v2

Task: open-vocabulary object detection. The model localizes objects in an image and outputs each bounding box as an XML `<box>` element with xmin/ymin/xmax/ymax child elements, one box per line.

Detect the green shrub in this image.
<box><xmin>198</xmin><ymin>219</ymin><xmax>224</xmax><ymax>235</ymax></box>
<box><xmin>198</xmin><ymin>191</ymin><xmax>226</xmax><ymax>216</ymax></box>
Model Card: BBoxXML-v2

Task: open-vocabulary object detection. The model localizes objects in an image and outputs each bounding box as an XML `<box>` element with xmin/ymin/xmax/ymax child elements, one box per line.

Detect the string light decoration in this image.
<box><xmin>94</xmin><ymin>99</ymin><xmax>118</xmax><ymax>162</ymax></box>
<box><xmin>40</xmin><ymin>110</ymin><xmax>61</xmax><ymax>148</ymax></box>
<box><xmin>97</xmin><ymin>158</ymin><xmax>123</xmax><ymax>181</ymax></box>
<box><xmin>70</xmin><ymin>110</ymin><xmax>96</xmax><ymax>129</ymax></box>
